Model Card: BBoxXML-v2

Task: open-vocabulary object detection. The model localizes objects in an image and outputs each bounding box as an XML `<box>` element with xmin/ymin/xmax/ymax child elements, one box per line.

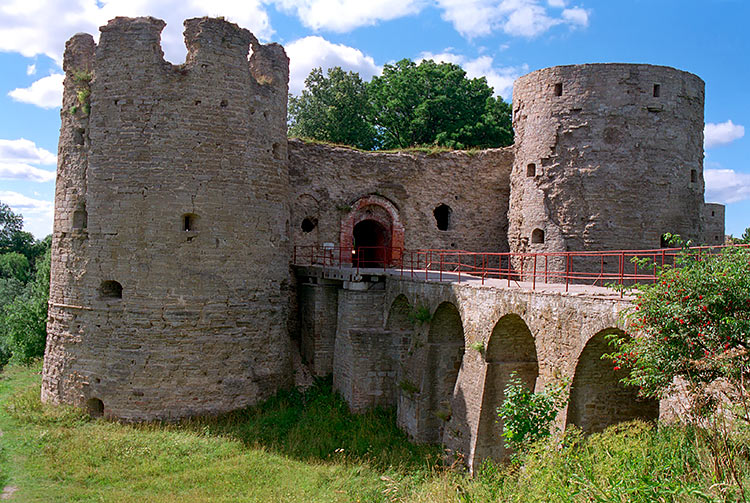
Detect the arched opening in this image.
<box><xmin>476</xmin><ymin>314</ymin><xmax>538</xmax><ymax>463</ymax></box>
<box><xmin>566</xmin><ymin>329</ymin><xmax>658</xmax><ymax>433</ymax></box>
<box><xmin>433</xmin><ymin>204</ymin><xmax>452</xmax><ymax>231</ymax></box>
<box><xmin>531</xmin><ymin>228</ymin><xmax>545</xmax><ymax>244</ymax></box>
<box><xmin>340</xmin><ymin>195</ymin><xmax>404</xmax><ymax>265</ymax></box>
<box><xmin>301</xmin><ymin>217</ymin><xmax>317</xmax><ymax>233</ymax></box>
<box><xmin>353</xmin><ymin>219</ymin><xmax>389</xmax><ymax>268</ymax></box>
<box><xmin>87</xmin><ymin>398</ymin><xmax>104</xmax><ymax>418</ymax></box>
<box><xmin>424</xmin><ymin>302</ymin><xmax>465</xmax><ymax>443</ymax></box>
<box><xmin>99</xmin><ymin>280</ymin><xmax>122</xmax><ymax>299</ymax></box>
<box><xmin>387</xmin><ymin>295</ymin><xmax>413</xmax><ymax>333</ymax></box>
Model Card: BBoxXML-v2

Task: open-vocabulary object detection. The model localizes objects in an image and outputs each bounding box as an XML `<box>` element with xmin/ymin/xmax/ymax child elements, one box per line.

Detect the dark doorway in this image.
<box><xmin>353</xmin><ymin>219</ymin><xmax>389</xmax><ymax>267</ymax></box>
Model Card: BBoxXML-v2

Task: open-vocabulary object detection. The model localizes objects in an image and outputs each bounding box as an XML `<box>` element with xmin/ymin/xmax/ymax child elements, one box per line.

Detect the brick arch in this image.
<box><xmin>422</xmin><ymin>301</ymin><xmax>465</xmax><ymax>443</ymax></box>
<box><xmin>566</xmin><ymin>328</ymin><xmax>658</xmax><ymax>433</ymax></box>
<box><xmin>475</xmin><ymin>314</ymin><xmax>538</xmax><ymax>464</ymax></box>
<box><xmin>340</xmin><ymin>195</ymin><xmax>405</xmax><ymax>264</ymax></box>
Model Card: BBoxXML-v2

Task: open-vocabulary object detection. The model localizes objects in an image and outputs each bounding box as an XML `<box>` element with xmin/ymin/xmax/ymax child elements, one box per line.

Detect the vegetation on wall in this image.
<box><xmin>0</xmin><ymin>203</ymin><xmax>51</xmax><ymax>366</ymax></box>
<box><xmin>288</xmin><ymin>59</ymin><xmax>514</xmax><ymax>151</ymax></box>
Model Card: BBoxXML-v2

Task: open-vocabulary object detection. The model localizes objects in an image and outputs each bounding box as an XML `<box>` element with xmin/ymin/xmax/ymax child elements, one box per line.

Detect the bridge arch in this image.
<box><xmin>566</xmin><ymin>328</ymin><xmax>658</xmax><ymax>433</ymax></box>
<box><xmin>423</xmin><ymin>301</ymin><xmax>465</xmax><ymax>443</ymax></box>
<box><xmin>475</xmin><ymin>313</ymin><xmax>539</xmax><ymax>463</ymax></box>
<box><xmin>340</xmin><ymin>194</ymin><xmax>405</xmax><ymax>267</ymax></box>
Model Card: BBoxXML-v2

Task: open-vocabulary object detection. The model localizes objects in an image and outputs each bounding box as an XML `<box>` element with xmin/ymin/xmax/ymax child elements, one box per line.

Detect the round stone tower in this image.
<box><xmin>509</xmin><ymin>64</ymin><xmax>705</xmax><ymax>258</ymax></box>
<box><xmin>42</xmin><ymin>17</ymin><xmax>293</xmax><ymax>421</ymax></box>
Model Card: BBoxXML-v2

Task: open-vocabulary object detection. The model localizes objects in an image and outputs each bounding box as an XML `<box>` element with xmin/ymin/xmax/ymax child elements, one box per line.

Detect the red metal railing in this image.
<box><xmin>293</xmin><ymin>244</ymin><xmax>749</xmax><ymax>293</ymax></box>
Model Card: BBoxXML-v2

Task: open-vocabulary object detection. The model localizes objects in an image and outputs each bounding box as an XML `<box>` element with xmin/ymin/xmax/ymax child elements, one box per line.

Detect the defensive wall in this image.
<box><xmin>42</xmin><ymin>15</ymin><xmax>725</xmax><ymax>467</ymax></box>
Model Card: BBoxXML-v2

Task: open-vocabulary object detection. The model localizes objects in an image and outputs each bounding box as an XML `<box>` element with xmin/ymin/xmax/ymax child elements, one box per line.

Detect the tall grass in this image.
<box><xmin>2</xmin><ymin>363</ymin><xmax>749</xmax><ymax>502</ymax></box>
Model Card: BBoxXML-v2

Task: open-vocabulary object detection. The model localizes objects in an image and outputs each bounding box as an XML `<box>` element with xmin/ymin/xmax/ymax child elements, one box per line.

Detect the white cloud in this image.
<box><xmin>272</xmin><ymin>0</ymin><xmax>424</xmax><ymax>32</ymax></box>
<box><xmin>704</xmin><ymin>120</ymin><xmax>745</xmax><ymax>149</ymax></box>
<box><xmin>0</xmin><ymin>191</ymin><xmax>54</xmax><ymax>239</ymax></box>
<box><xmin>705</xmin><ymin>168</ymin><xmax>750</xmax><ymax>204</ymax></box>
<box><xmin>0</xmin><ymin>164</ymin><xmax>56</xmax><ymax>183</ymax></box>
<box><xmin>0</xmin><ymin>139</ymin><xmax>57</xmax><ymax>165</ymax></box>
<box><xmin>561</xmin><ymin>7</ymin><xmax>588</xmax><ymax>26</ymax></box>
<box><xmin>0</xmin><ymin>0</ymin><xmax>273</xmax><ymax>66</ymax></box>
<box><xmin>419</xmin><ymin>51</ymin><xmax>527</xmax><ymax>99</ymax></box>
<box><xmin>0</xmin><ymin>139</ymin><xmax>57</xmax><ymax>183</ymax></box>
<box><xmin>7</xmin><ymin>73</ymin><xmax>64</xmax><ymax>109</ymax></box>
<box><xmin>436</xmin><ymin>0</ymin><xmax>589</xmax><ymax>39</ymax></box>
<box><xmin>26</xmin><ymin>63</ymin><xmax>36</xmax><ymax>75</ymax></box>
<box><xmin>286</xmin><ymin>36</ymin><xmax>381</xmax><ymax>94</ymax></box>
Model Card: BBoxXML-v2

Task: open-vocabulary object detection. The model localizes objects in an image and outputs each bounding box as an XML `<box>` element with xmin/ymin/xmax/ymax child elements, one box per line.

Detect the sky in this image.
<box><xmin>0</xmin><ymin>0</ymin><xmax>748</xmax><ymax>240</ymax></box>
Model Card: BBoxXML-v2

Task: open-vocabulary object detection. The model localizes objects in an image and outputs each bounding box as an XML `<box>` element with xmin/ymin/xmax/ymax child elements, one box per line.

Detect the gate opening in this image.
<box><xmin>353</xmin><ymin>219</ymin><xmax>389</xmax><ymax>268</ymax></box>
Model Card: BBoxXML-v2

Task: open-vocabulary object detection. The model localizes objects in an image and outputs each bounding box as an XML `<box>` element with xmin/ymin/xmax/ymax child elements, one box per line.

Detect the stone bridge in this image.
<box><xmin>294</xmin><ymin>265</ymin><xmax>658</xmax><ymax>471</ymax></box>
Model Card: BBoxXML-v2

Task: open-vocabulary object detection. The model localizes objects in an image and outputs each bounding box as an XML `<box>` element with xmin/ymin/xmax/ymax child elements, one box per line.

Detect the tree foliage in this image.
<box><xmin>288</xmin><ymin>67</ymin><xmax>376</xmax><ymax>150</ymax></box>
<box><xmin>369</xmin><ymin>59</ymin><xmax>513</xmax><ymax>149</ymax></box>
<box><xmin>609</xmin><ymin>245</ymin><xmax>750</xmax><ymax>407</ymax></box>
<box><xmin>287</xmin><ymin>60</ymin><xmax>513</xmax><ymax>150</ymax></box>
<box><xmin>0</xmin><ymin>202</ymin><xmax>51</xmax><ymax>366</ymax></box>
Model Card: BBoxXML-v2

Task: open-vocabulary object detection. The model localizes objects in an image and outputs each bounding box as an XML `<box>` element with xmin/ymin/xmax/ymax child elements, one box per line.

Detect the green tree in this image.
<box><xmin>0</xmin><ymin>248</ymin><xmax>50</xmax><ymax>365</ymax></box>
<box><xmin>368</xmin><ymin>59</ymin><xmax>513</xmax><ymax>149</ymax></box>
<box><xmin>0</xmin><ymin>252</ymin><xmax>30</xmax><ymax>283</ymax></box>
<box><xmin>0</xmin><ymin>202</ymin><xmax>24</xmax><ymax>252</ymax></box>
<box><xmin>288</xmin><ymin>67</ymin><xmax>377</xmax><ymax>150</ymax></box>
<box><xmin>738</xmin><ymin>227</ymin><xmax>750</xmax><ymax>244</ymax></box>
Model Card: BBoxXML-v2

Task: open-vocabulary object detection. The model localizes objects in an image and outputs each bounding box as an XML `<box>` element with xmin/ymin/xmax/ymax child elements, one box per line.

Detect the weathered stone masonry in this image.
<box><xmin>44</xmin><ymin>16</ymin><xmax>723</xmax><ymax>467</ymax></box>
<box><xmin>43</xmin><ymin>17</ymin><xmax>292</xmax><ymax>420</ymax></box>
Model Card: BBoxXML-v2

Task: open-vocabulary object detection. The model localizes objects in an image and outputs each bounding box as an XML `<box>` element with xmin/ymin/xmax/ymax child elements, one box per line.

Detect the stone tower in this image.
<box><xmin>509</xmin><ymin>64</ymin><xmax>705</xmax><ymax>257</ymax></box>
<box><xmin>42</xmin><ymin>17</ymin><xmax>293</xmax><ymax>421</ymax></box>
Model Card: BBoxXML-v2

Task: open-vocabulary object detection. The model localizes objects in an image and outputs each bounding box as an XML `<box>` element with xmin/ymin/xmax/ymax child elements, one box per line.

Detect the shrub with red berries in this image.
<box><xmin>608</xmin><ymin>244</ymin><xmax>750</xmax><ymax>402</ymax></box>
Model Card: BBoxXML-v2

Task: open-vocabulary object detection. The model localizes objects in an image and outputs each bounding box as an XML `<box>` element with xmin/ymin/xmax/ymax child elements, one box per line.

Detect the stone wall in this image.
<box><xmin>42</xmin><ymin>17</ymin><xmax>293</xmax><ymax>421</ymax></box>
<box><xmin>296</xmin><ymin>265</ymin><xmax>658</xmax><ymax>472</ymax></box>
<box><xmin>510</xmin><ymin>64</ymin><xmax>705</xmax><ymax>261</ymax></box>
<box><xmin>704</xmin><ymin>203</ymin><xmax>725</xmax><ymax>244</ymax></box>
<box><xmin>288</xmin><ymin>140</ymin><xmax>514</xmax><ymax>255</ymax></box>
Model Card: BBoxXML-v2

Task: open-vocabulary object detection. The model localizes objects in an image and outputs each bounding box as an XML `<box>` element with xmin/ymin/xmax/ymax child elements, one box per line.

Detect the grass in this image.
<box><xmin>290</xmin><ymin>136</ymin><xmax>488</xmax><ymax>156</ymax></box>
<box><xmin>2</xmin><ymin>362</ymin><xmax>749</xmax><ymax>502</ymax></box>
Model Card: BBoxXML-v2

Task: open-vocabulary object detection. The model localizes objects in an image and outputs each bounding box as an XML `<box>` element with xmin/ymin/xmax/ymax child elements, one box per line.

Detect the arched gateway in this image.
<box><xmin>340</xmin><ymin>195</ymin><xmax>405</xmax><ymax>268</ymax></box>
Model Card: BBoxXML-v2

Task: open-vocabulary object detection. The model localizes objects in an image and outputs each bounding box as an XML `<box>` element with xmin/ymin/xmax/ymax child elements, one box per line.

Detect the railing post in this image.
<box><xmin>482</xmin><ymin>254</ymin><xmax>486</xmax><ymax>285</ymax></box>
<box><xmin>507</xmin><ymin>254</ymin><xmax>511</xmax><ymax>287</ymax></box>
<box><xmin>440</xmin><ymin>253</ymin><xmax>443</xmax><ymax>282</ymax></box>
<box><xmin>565</xmin><ymin>254</ymin><xmax>570</xmax><ymax>292</ymax></box>
<box><xmin>533</xmin><ymin>255</ymin><xmax>537</xmax><ymax>290</ymax></box>
<box><xmin>544</xmin><ymin>255</ymin><xmax>548</xmax><ymax>284</ymax></box>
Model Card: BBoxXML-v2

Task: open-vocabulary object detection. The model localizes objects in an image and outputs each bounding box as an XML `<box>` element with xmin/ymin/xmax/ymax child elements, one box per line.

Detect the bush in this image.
<box><xmin>497</xmin><ymin>373</ymin><xmax>568</xmax><ymax>455</ymax></box>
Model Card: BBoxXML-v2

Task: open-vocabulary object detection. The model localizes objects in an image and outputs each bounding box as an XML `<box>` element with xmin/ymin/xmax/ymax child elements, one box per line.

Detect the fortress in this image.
<box><xmin>42</xmin><ymin>16</ymin><xmax>725</xmax><ymax>469</ymax></box>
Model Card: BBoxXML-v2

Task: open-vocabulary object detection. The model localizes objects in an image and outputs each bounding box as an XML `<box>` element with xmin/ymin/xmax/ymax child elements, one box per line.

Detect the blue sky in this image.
<box><xmin>0</xmin><ymin>0</ymin><xmax>748</xmax><ymax>239</ymax></box>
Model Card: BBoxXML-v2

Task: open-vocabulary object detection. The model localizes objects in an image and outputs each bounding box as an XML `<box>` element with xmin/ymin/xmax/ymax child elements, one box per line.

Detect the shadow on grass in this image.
<box><xmin>4</xmin><ymin>364</ymin><xmax>442</xmax><ymax>475</ymax></box>
<box><xmin>174</xmin><ymin>376</ymin><xmax>444</xmax><ymax>473</ymax></box>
